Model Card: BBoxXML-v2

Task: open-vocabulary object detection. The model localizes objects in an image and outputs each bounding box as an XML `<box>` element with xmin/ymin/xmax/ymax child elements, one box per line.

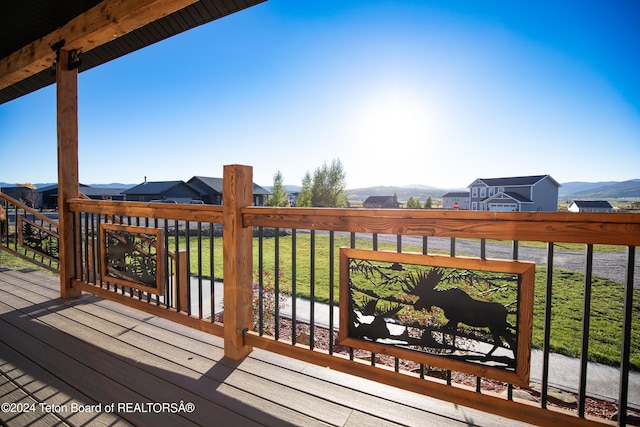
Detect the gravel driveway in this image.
<box><xmin>350</xmin><ymin>233</ymin><xmax>639</xmax><ymax>288</ymax></box>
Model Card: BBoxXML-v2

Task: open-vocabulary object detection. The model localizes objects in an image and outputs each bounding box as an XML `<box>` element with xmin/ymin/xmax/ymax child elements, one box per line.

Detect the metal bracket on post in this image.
<box><xmin>68</xmin><ymin>49</ymin><xmax>83</xmax><ymax>70</ymax></box>
<box><xmin>50</xmin><ymin>40</ymin><xmax>66</xmax><ymax>76</ymax></box>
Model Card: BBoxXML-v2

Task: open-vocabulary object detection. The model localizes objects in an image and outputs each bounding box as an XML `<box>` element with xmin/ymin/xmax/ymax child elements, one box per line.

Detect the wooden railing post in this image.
<box><xmin>56</xmin><ymin>48</ymin><xmax>81</xmax><ymax>299</ymax></box>
<box><xmin>223</xmin><ymin>164</ymin><xmax>253</xmax><ymax>360</ymax></box>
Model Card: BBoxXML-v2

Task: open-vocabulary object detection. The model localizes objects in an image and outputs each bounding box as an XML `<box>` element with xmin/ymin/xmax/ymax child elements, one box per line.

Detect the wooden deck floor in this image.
<box><xmin>0</xmin><ymin>268</ymin><xmax>531</xmax><ymax>427</ymax></box>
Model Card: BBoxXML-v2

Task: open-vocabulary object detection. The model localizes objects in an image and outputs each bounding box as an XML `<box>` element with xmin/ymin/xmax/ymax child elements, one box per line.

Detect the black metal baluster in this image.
<box><xmin>82</xmin><ymin>211</ymin><xmax>89</xmax><ymax>282</ymax></box>
<box><xmin>541</xmin><ymin>243</ymin><xmax>555</xmax><ymax>409</ymax></box>
<box><xmin>258</xmin><ymin>227</ymin><xmax>264</xmax><ymax>335</ymax></box>
<box><xmin>210</xmin><ymin>222</ymin><xmax>215</xmax><ymax>322</ymax></box>
<box><xmin>507</xmin><ymin>239</ymin><xmax>520</xmax><ymax>401</ymax></box>
<box><xmin>578</xmin><ymin>244</ymin><xmax>593</xmax><ymax>418</ymax></box>
<box><xmin>618</xmin><ymin>246</ymin><xmax>635</xmax><ymax>427</ymax></box>
<box><xmin>291</xmin><ymin>229</ymin><xmax>297</xmax><ymax>344</ymax></box>
<box><xmin>274</xmin><ymin>228</ymin><xmax>280</xmax><ymax>341</ymax></box>
<box><xmin>349</xmin><ymin>231</ymin><xmax>355</xmax><ymax>360</ymax></box>
<box><xmin>174</xmin><ymin>219</ymin><xmax>180</xmax><ymax>310</ymax></box>
<box><xmin>329</xmin><ymin>230</ymin><xmax>335</xmax><ymax>354</ymax></box>
<box><xmin>197</xmin><ymin>222</ymin><xmax>203</xmax><ymax>319</ymax></box>
<box><xmin>310</xmin><ymin>229</ymin><xmax>315</xmax><ymax>350</ymax></box>
<box><xmin>97</xmin><ymin>214</ymin><xmax>104</xmax><ymax>289</ymax></box>
<box><xmin>185</xmin><ymin>220</ymin><xmax>191</xmax><ymax>315</ymax></box>
<box><xmin>163</xmin><ymin>217</ymin><xmax>169</xmax><ymax>307</ymax></box>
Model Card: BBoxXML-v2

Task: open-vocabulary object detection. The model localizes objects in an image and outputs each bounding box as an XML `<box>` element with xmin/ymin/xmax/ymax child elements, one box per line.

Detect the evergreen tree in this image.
<box><xmin>406</xmin><ymin>197</ymin><xmax>422</xmax><ymax>209</ymax></box>
<box><xmin>296</xmin><ymin>171</ymin><xmax>313</xmax><ymax>207</ymax></box>
<box><xmin>267</xmin><ymin>170</ymin><xmax>288</xmax><ymax>207</ymax></box>
<box><xmin>311</xmin><ymin>158</ymin><xmax>347</xmax><ymax>207</ymax></box>
<box><xmin>425</xmin><ymin>196</ymin><xmax>433</xmax><ymax>209</ymax></box>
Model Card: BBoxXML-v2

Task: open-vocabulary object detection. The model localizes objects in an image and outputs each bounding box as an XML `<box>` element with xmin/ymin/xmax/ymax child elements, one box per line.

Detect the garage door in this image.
<box><xmin>488</xmin><ymin>204</ymin><xmax>518</xmax><ymax>212</ymax></box>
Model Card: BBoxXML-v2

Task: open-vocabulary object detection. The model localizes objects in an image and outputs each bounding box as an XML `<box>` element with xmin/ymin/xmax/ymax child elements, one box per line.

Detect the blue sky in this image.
<box><xmin>1</xmin><ymin>0</ymin><xmax>639</xmax><ymax>189</ymax></box>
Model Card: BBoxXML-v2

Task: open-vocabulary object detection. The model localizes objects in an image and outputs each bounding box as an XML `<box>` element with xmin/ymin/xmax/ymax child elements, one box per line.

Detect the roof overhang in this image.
<box><xmin>0</xmin><ymin>0</ymin><xmax>265</xmax><ymax>104</ymax></box>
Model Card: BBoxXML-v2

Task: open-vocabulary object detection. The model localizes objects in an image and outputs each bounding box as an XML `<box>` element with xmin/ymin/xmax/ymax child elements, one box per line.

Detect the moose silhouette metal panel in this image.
<box><xmin>100</xmin><ymin>223</ymin><xmax>165</xmax><ymax>295</ymax></box>
<box><xmin>339</xmin><ymin>248</ymin><xmax>535</xmax><ymax>386</ymax></box>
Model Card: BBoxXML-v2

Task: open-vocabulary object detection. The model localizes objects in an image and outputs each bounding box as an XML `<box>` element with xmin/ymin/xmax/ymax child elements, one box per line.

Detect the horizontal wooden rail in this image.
<box><xmin>0</xmin><ymin>192</ymin><xmax>58</xmax><ymax>225</ymax></box>
<box><xmin>68</xmin><ymin>198</ymin><xmax>224</xmax><ymax>223</ymax></box>
<box><xmin>242</xmin><ymin>207</ymin><xmax>640</xmax><ymax>246</ymax></box>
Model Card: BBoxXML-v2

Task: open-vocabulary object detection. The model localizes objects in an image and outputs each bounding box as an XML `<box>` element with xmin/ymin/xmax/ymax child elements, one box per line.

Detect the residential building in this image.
<box><xmin>122</xmin><ymin>180</ymin><xmax>200</xmax><ymax>203</ymax></box>
<box><xmin>0</xmin><ymin>186</ymin><xmax>37</xmax><ymax>207</ymax></box>
<box><xmin>468</xmin><ymin>175</ymin><xmax>559</xmax><ymax>212</ymax></box>
<box><xmin>442</xmin><ymin>191</ymin><xmax>470</xmax><ymax>210</ymax></box>
<box><xmin>363</xmin><ymin>195</ymin><xmax>400</xmax><ymax>208</ymax></box>
<box><xmin>187</xmin><ymin>176</ymin><xmax>270</xmax><ymax>206</ymax></box>
<box><xmin>568</xmin><ymin>200</ymin><xmax>613</xmax><ymax>213</ymax></box>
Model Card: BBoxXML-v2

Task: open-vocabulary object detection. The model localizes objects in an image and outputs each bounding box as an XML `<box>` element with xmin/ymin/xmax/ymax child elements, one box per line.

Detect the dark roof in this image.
<box><xmin>363</xmin><ymin>196</ymin><xmax>397</xmax><ymax>204</ymax></box>
<box><xmin>442</xmin><ymin>192</ymin><xmax>469</xmax><ymax>198</ymax></box>
<box><xmin>0</xmin><ymin>0</ymin><xmax>265</xmax><ymax>104</ymax></box>
<box><xmin>188</xmin><ymin>176</ymin><xmax>224</xmax><ymax>194</ymax></box>
<box><xmin>501</xmin><ymin>192</ymin><xmax>532</xmax><ymax>203</ymax></box>
<box><xmin>122</xmin><ymin>181</ymin><xmax>188</xmax><ymax>195</ymax></box>
<box><xmin>470</xmin><ymin>175</ymin><xmax>559</xmax><ymax>188</ymax></box>
<box><xmin>188</xmin><ymin>176</ymin><xmax>270</xmax><ymax>196</ymax></box>
<box><xmin>570</xmin><ymin>200</ymin><xmax>613</xmax><ymax>208</ymax></box>
<box><xmin>253</xmin><ymin>183</ymin><xmax>270</xmax><ymax>196</ymax></box>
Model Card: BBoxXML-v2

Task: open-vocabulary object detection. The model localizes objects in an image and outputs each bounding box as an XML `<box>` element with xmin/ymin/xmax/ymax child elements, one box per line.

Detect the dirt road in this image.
<box><xmin>351</xmin><ymin>233</ymin><xmax>639</xmax><ymax>288</ymax></box>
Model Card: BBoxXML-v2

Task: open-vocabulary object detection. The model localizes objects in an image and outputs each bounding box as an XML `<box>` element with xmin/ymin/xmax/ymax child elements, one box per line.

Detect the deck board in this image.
<box><xmin>0</xmin><ymin>269</ymin><xmax>530</xmax><ymax>426</ymax></box>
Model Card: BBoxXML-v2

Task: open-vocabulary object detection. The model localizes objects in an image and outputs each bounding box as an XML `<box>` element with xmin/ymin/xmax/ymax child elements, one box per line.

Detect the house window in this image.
<box><xmin>498</xmin><ymin>187</ymin><xmax>504</xmax><ymax>193</ymax></box>
<box><xmin>472</xmin><ymin>187</ymin><xmax>478</xmax><ymax>198</ymax></box>
<box><xmin>472</xmin><ymin>202</ymin><xmax>477</xmax><ymax>210</ymax></box>
<box><xmin>480</xmin><ymin>188</ymin><xmax>486</xmax><ymax>198</ymax></box>
<box><xmin>489</xmin><ymin>188</ymin><xmax>495</xmax><ymax>196</ymax></box>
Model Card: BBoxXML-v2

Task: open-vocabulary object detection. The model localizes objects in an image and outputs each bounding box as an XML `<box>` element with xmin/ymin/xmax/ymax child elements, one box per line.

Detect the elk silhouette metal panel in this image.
<box><xmin>339</xmin><ymin>248</ymin><xmax>535</xmax><ymax>386</ymax></box>
<box><xmin>100</xmin><ymin>223</ymin><xmax>165</xmax><ymax>295</ymax></box>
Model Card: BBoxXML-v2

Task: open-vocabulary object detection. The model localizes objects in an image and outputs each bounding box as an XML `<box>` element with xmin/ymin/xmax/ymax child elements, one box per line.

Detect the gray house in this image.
<box><xmin>187</xmin><ymin>176</ymin><xmax>270</xmax><ymax>206</ymax></box>
<box><xmin>122</xmin><ymin>180</ymin><xmax>200</xmax><ymax>203</ymax></box>
<box><xmin>468</xmin><ymin>175</ymin><xmax>559</xmax><ymax>212</ymax></box>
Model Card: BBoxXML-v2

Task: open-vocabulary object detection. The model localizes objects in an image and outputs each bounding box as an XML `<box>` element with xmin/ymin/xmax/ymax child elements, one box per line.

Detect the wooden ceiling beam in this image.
<box><xmin>0</xmin><ymin>0</ymin><xmax>199</xmax><ymax>91</ymax></box>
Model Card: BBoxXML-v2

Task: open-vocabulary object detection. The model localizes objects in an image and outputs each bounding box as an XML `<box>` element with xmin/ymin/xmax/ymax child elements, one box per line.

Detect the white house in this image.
<box><xmin>568</xmin><ymin>200</ymin><xmax>613</xmax><ymax>213</ymax></box>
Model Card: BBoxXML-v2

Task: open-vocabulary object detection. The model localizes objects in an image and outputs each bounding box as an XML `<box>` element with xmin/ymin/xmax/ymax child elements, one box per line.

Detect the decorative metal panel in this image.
<box><xmin>100</xmin><ymin>223</ymin><xmax>165</xmax><ymax>295</ymax></box>
<box><xmin>18</xmin><ymin>217</ymin><xmax>59</xmax><ymax>261</ymax></box>
<box><xmin>339</xmin><ymin>248</ymin><xmax>535</xmax><ymax>386</ymax></box>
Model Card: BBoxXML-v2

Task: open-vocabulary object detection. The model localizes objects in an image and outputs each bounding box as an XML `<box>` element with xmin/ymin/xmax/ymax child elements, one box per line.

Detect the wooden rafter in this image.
<box><xmin>0</xmin><ymin>0</ymin><xmax>198</xmax><ymax>91</ymax></box>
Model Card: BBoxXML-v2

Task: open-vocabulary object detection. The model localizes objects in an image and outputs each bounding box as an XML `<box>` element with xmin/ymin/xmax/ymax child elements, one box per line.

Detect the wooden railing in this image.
<box><xmin>7</xmin><ymin>166</ymin><xmax>639</xmax><ymax>426</ymax></box>
<box><xmin>0</xmin><ymin>192</ymin><xmax>60</xmax><ymax>272</ymax></box>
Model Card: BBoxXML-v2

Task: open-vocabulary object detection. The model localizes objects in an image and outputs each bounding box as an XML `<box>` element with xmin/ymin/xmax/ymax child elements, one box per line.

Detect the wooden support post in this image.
<box><xmin>57</xmin><ymin>49</ymin><xmax>82</xmax><ymax>298</ymax></box>
<box><xmin>174</xmin><ymin>251</ymin><xmax>189</xmax><ymax>313</ymax></box>
<box><xmin>223</xmin><ymin>164</ymin><xmax>253</xmax><ymax>360</ymax></box>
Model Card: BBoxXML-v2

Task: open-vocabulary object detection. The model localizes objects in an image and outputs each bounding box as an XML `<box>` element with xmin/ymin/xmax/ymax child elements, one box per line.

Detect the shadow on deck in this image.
<box><xmin>0</xmin><ymin>268</ymin><xmax>530</xmax><ymax>426</ymax></box>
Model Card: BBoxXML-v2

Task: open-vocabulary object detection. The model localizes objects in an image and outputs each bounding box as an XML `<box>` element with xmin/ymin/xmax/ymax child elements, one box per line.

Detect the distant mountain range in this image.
<box><xmin>345</xmin><ymin>186</ymin><xmax>457</xmax><ymax>202</ymax></box>
<box><xmin>558</xmin><ymin>179</ymin><xmax>640</xmax><ymax>199</ymax></box>
<box><xmin>2</xmin><ymin>180</ymin><xmax>639</xmax><ymax>201</ymax></box>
